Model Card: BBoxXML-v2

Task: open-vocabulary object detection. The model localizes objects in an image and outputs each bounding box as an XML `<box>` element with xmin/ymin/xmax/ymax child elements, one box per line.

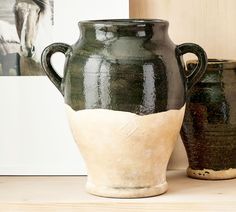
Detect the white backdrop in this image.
<box><xmin>0</xmin><ymin>0</ymin><xmax>129</xmax><ymax>175</ymax></box>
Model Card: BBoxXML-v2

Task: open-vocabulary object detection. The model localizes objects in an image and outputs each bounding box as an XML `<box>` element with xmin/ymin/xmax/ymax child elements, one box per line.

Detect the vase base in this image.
<box><xmin>86</xmin><ymin>181</ymin><xmax>168</xmax><ymax>198</ymax></box>
<box><xmin>187</xmin><ymin>167</ymin><xmax>236</xmax><ymax>180</ymax></box>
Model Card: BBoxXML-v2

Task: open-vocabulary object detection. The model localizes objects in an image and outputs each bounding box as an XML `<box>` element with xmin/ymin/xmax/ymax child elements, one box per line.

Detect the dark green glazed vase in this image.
<box><xmin>41</xmin><ymin>19</ymin><xmax>207</xmax><ymax>198</ymax></box>
<box><xmin>181</xmin><ymin>59</ymin><xmax>236</xmax><ymax>180</ymax></box>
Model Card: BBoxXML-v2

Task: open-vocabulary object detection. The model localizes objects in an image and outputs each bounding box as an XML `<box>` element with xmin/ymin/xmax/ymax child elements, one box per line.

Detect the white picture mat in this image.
<box><xmin>0</xmin><ymin>77</ymin><xmax>87</xmax><ymax>175</ymax></box>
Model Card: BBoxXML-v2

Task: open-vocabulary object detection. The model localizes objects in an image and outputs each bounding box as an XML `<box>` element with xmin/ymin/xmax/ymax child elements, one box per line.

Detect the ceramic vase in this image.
<box><xmin>41</xmin><ymin>19</ymin><xmax>207</xmax><ymax>197</ymax></box>
<box><xmin>181</xmin><ymin>59</ymin><xmax>236</xmax><ymax>180</ymax></box>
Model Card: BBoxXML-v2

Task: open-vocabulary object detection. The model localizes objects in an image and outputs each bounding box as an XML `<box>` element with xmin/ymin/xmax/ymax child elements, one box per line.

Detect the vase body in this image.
<box><xmin>41</xmin><ymin>19</ymin><xmax>207</xmax><ymax>198</ymax></box>
<box><xmin>181</xmin><ymin>59</ymin><xmax>236</xmax><ymax>180</ymax></box>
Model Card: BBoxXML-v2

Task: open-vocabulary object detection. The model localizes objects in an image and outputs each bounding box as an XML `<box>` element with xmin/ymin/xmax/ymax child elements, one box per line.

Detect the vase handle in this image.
<box><xmin>41</xmin><ymin>43</ymin><xmax>72</xmax><ymax>96</ymax></box>
<box><xmin>176</xmin><ymin>43</ymin><xmax>207</xmax><ymax>91</ymax></box>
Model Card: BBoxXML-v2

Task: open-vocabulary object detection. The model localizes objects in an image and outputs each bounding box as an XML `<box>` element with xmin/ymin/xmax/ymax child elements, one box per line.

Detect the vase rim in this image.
<box><xmin>79</xmin><ymin>19</ymin><xmax>169</xmax><ymax>26</ymax></box>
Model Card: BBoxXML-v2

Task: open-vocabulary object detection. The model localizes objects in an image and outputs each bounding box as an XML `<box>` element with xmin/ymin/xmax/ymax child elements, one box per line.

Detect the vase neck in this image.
<box><xmin>78</xmin><ymin>19</ymin><xmax>169</xmax><ymax>42</ymax></box>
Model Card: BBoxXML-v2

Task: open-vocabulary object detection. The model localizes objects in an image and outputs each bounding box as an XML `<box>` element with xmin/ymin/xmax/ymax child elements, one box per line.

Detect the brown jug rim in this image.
<box><xmin>187</xmin><ymin>59</ymin><xmax>236</xmax><ymax>71</ymax></box>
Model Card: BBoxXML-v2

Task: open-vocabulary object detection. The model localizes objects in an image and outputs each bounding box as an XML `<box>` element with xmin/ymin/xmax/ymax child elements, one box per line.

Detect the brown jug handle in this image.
<box><xmin>41</xmin><ymin>43</ymin><xmax>72</xmax><ymax>96</ymax></box>
<box><xmin>176</xmin><ymin>43</ymin><xmax>207</xmax><ymax>91</ymax></box>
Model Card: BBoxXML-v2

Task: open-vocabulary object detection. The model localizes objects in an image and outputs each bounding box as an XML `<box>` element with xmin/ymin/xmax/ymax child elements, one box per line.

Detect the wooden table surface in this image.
<box><xmin>0</xmin><ymin>170</ymin><xmax>235</xmax><ymax>211</ymax></box>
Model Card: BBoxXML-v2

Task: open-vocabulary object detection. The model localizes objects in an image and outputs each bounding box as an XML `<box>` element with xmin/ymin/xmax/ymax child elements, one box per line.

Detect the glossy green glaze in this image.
<box><xmin>41</xmin><ymin>19</ymin><xmax>207</xmax><ymax>114</ymax></box>
<box><xmin>181</xmin><ymin>59</ymin><xmax>236</xmax><ymax>176</ymax></box>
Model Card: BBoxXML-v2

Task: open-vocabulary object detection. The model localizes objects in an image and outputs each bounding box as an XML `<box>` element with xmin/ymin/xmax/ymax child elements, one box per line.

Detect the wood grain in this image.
<box><xmin>129</xmin><ymin>0</ymin><xmax>236</xmax><ymax>60</ymax></box>
<box><xmin>0</xmin><ymin>170</ymin><xmax>236</xmax><ymax>211</ymax></box>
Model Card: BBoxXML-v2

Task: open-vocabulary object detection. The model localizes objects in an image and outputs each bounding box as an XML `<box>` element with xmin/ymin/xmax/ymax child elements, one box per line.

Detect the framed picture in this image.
<box><xmin>0</xmin><ymin>0</ymin><xmax>54</xmax><ymax>76</ymax></box>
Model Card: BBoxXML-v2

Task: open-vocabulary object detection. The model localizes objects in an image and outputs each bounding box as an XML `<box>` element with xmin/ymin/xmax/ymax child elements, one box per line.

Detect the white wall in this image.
<box><xmin>0</xmin><ymin>0</ymin><xmax>129</xmax><ymax>175</ymax></box>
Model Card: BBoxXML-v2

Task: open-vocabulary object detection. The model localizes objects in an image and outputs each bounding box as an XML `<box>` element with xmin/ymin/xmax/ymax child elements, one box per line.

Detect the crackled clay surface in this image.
<box><xmin>66</xmin><ymin>104</ymin><xmax>185</xmax><ymax>198</ymax></box>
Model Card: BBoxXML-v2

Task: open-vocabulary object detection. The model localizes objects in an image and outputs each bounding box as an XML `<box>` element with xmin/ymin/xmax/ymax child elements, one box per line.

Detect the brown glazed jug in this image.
<box><xmin>181</xmin><ymin>59</ymin><xmax>236</xmax><ymax>180</ymax></box>
<box><xmin>41</xmin><ymin>19</ymin><xmax>207</xmax><ymax>198</ymax></box>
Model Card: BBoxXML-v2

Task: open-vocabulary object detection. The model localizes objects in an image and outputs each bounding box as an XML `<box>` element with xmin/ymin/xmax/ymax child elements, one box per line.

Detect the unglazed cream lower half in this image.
<box><xmin>65</xmin><ymin>105</ymin><xmax>186</xmax><ymax>198</ymax></box>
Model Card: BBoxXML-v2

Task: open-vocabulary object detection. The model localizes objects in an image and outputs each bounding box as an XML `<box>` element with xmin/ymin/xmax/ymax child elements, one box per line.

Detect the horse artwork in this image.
<box><xmin>14</xmin><ymin>0</ymin><xmax>53</xmax><ymax>75</ymax></box>
<box><xmin>0</xmin><ymin>0</ymin><xmax>54</xmax><ymax>76</ymax></box>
